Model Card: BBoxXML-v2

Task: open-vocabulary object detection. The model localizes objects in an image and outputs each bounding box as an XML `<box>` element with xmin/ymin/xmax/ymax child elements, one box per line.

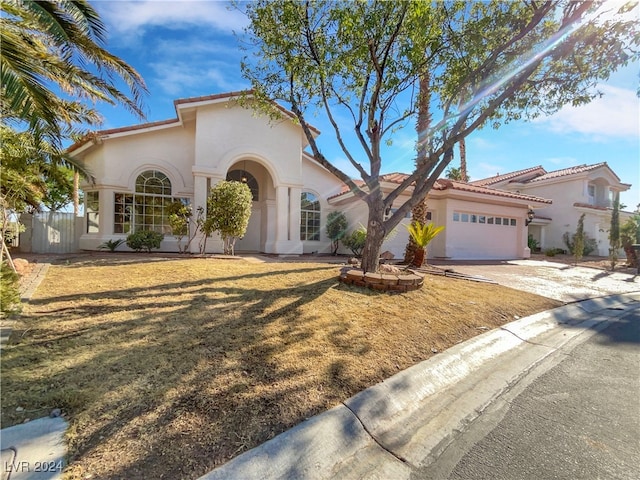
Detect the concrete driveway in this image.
<box><xmin>431</xmin><ymin>259</ymin><xmax>639</xmax><ymax>302</ymax></box>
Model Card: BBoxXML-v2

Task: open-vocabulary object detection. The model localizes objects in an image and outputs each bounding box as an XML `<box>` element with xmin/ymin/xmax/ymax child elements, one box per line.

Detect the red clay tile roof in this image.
<box><xmin>329</xmin><ymin>173</ymin><xmax>551</xmax><ymax>203</ymax></box>
<box><xmin>527</xmin><ymin>162</ymin><xmax>614</xmax><ymax>182</ymax></box>
<box><xmin>472</xmin><ymin>162</ymin><xmax>624</xmax><ymax>187</ymax></box>
<box><xmin>68</xmin><ymin>91</ymin><xmax>318</xmax><ymax>153</ymax></box>
<box><xmin>469</xmin><ymin>165</ymin><xmax>546</xmax><ymax>186</ymax></box>
<box><xmin>573</xmin><ymin>202</ymin><xmax>611</xmax><ymax>211</ymax></box>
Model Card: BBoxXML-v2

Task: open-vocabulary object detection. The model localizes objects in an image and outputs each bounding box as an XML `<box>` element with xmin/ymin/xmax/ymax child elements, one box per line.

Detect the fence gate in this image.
<box><xmin>20</xmin><ymin>212</ymin><xmax>82</xmax><ymax>254</ymax></box>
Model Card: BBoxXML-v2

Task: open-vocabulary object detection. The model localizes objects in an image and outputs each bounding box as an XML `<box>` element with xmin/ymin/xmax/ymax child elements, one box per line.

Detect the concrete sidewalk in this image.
<box><xmin>200</xmin><ymin>292</ymin><xmax>640</xmax><ymax>480</ymax></box>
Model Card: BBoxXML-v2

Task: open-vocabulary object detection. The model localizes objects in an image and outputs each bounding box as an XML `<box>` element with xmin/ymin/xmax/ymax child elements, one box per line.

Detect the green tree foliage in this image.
<box><xmin>326</xmin><ymin>211</ymin><xmax>348</xmax><ymax>255</ymax></box>
<box><xmin>608</xmin><ymin>192</ymin><xmax>621</xmax><ymax>270</ymax></box>
<box><xmin>1</xmin><ymin>0</ymin><xmax>146</xmax><ymax>142</ymax></box>
<box><xmin>406</xmin><ymin>222</ymin><xmax>444</xmax><ymax>267</ymax></box>
<box><xmin>445</xmin><ymin>167</ymin><xmax>464</xmax><ymax>181</ymax></box>
<box><xmin>206</xmin><ymin>181</ymin><xmax>253</xmax><ymax>255</ymax></box>
<box><xmin>342</xmin><ymin>227</ymin><xmax>367</xmax><ymax>258</ymax></box>
<box><xmin>167</xmin><ymin>201</ymin><xmax>195</xmax><ymax>253</ymax></box>
<box><xmin>563</xmin><ymin>226</ymin><xmax>597</xmax><ymax>258</ymax></box>
<box><xmin>242</xmin><ymin>1</ymin><xmax>638</xmax><ymax>273</ymax></box>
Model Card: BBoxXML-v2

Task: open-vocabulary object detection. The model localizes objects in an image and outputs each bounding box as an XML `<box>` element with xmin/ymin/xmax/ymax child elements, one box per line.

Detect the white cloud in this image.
<box><xmin>98</xmin><ymin>1</ymin><xmax>248</xmax><ymax>36</ymax></box>
<box><xmin>472</xmin><ymin>162</ymin><xmax>505</xmax><ymax>179</ymax></box>
<box><xmin>149</xmin><ymin>60</ymin><xmax>246</xmax><ymax>96</ymax></box>
<box><xmin>533</xmin><ymin>85</ymin><xmax>640</xmax><ymax>140</ymax></box>
<box><xmin>468</xmin><ymin>137</ymin><xmax>498</xmax><ymax>150</ymax></box>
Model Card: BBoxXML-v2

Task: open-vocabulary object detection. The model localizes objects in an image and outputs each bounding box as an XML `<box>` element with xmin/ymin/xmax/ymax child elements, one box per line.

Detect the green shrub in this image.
<box><xmin>562</xmin><ymin>231</ymin><xmax>597</xmax><ymax>256</ymax></box>
<box><xmin>342</xmin><ymin>228</ymin><xmax>367</xmax><ymax>257</ymax></box>
<box><xmin>1</xmin><ymin>262</ymin><xmax>21</xmax><ymax>315</ymax></box>
<box><xmin>98</xmin><ymin>239</ymin><xmax>125</xmax><ymax>252</ymax></box>
<box><xmin>527</xmin><ymin>234</ymin><xmax>540</xmax><ymax>251</ymax></box>
<box><xmin>126</xmin><ymin>230</ymin><xmax>164</xmax><ymax>252</ymax></box>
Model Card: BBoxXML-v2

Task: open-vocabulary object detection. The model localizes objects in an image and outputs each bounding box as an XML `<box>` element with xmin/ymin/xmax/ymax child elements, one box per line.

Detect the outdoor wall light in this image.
<box><xmin>241</xmin><ymin>160</ymin><xmax>248</xmax><ymax>183</ymax></box>
<box><xmin>525</xmin><ymin>208</ymin><xmax>535</xmax><ymax>226</ymax></box>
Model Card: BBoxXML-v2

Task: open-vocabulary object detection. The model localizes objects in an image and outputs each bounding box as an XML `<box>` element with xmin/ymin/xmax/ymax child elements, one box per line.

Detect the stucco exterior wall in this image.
<box><xmin>78</xmin><ymin>122</ymin><xmax>197</xmax><ymax>251</ymax></box>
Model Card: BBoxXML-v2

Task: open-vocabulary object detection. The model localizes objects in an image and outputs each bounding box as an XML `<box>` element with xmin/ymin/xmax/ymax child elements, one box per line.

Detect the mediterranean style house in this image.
<box><xmin>67</xmin><ymin>91</ymin><xmax>629</xmax><ymax>261</ymax></box>
<box><xmin>470</xmin><ymin>163</ymin><xmax>632</xmax><ymax>256</ymax></box>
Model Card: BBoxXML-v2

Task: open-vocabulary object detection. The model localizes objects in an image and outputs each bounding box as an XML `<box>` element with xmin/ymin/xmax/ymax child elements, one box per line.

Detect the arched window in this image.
<box><xmin>136</xmin><ymin>170</ymin><xmax>171</xmax><ymax>195</ymax></box>
<box><xmin>300</xmin><ymin>192</ymin><xmax>321</xmax><ymax>241</ymax></box>
<box><xmin>227</xmin><ymin>169</ymin><xmax>259</xmax><ymax>201</ymax></box>
<box><xmin>114</xmin><ymin>170</ymin><xmax>189</xmax><ymax>235</ymax></box>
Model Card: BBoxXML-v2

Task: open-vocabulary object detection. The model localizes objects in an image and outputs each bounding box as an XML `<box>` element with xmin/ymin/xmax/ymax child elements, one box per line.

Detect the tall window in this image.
<box><xmin>114</xmin><ymin>170</ymin><xmax>189</xmax><ymax>234</ymax></box>
<box><xmin>86</xmin><ymin>191</ymin><xmax>99</xmax><ymax>233</ymax></box>
<box><xmin>300</xmin><ymin>192</ymin><xmax>321</xmax><ymax>241</ymax></box>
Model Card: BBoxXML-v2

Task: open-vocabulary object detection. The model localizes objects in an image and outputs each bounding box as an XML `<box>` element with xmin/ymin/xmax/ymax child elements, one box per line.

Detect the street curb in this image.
<box><xmin>200</xmin><ymin>292</ymin><xmax>640</xmax><ymax>480</ymax></box>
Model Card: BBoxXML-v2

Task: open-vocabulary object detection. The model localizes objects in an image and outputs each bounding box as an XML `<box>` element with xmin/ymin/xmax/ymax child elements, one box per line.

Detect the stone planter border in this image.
<box><xmin>339</xmin><ymin>268</ymin><xmax>425</xmax><ymax>292</ymax></box>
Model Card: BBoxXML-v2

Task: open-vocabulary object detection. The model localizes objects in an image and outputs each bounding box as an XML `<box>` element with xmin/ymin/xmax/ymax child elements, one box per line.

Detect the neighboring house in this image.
<box><xmin>470</xmin><ymin>163</ymin><xmax>632</xmax><ymax>256</ymax></box>
<box><xmin>67</xmin><ymin>91</ymin><xmax>552</xmax><ymax>261</ymax></box>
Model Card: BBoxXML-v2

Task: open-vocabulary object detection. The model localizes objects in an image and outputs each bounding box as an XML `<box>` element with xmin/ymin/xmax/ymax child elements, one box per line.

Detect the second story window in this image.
<box><xmin>587</xmin><ymin>184</ymin><xmax>595</xmax><ymax>204</ymax></box>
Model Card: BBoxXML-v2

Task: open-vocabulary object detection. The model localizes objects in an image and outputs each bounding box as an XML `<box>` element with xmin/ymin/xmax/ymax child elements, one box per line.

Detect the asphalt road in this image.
<box><xmin>416</xmin><ymin>307</ymin><xmax>640</xmax><ymax>480</ymax></box>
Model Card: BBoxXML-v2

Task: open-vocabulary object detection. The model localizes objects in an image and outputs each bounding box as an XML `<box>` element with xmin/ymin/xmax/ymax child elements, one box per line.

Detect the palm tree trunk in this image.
<box><xmin>404</xmin><ymin>72</ymin><xmax>431</xmax><ymax>264</ymax></box>
<box><xmin>459</xmin><ymin>127</ymin><xmax>468</xmax><ymax>183</ymax></box>
<box><xmin>73</xmin><ymin>170</ymin><xmax>80</xmax><ymax>216</ymax></box>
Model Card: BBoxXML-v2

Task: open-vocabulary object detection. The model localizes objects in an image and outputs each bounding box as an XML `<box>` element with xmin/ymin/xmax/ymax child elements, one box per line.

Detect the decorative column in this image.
<box><xmin>275</xmin><ymin>186</ymin><xmax>289</xmax><ymax>245</ymax></box>
<box><xmin>289</xmin><ymin>187</ymin><xmax>302</xmax><ymax>243</ymax></box>
<box><xmin>190</xmin><ymin>175</ymin><xmax>209</xmax><ymax>254</ymax></box>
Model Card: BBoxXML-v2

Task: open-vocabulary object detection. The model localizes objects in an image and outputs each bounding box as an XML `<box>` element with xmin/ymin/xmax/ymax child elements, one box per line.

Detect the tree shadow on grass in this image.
<box><xmin>1</xmin><ymin>266</ymin><xmax>377</xmax><ymax>479</ymax></box>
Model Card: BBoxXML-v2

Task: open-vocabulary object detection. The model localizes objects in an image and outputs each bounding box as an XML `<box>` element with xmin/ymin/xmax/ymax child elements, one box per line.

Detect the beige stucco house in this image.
<box><xmin>68</xmin><ymin>91</ymin><xmax>553</xmax><ymax>261</ymax></box>
<box><xmin>470</xmin><ymin>163</ymin><xmax>632</xmax><ymax>256</ymax></box>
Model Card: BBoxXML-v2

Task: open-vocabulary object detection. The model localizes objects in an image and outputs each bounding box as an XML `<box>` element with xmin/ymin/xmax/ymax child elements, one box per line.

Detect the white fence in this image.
<box><xmin>19</xmin><ymin>212</ymin><xmax>83</xmax><ymax>254</ymax></box>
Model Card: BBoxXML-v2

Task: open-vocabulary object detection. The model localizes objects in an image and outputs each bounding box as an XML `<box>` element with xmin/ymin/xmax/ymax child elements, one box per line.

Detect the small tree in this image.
<box><xmin>342</xmin><ymin>227</ymin><xmax>367</xmax><ymax>258</ymax></box>
<box><xmin>608</xmin><ymin>192</ymin><xmax>621</xmax><ymax>271</ymax></box>
<box><xmin>406</xmin><ymin>223</ymin><xmax>444</xmax><ymax>267</ymax></box>
<box><xmin>206</xmin><ymin>181</ymin><xmax>252</xmax><ymax>255</ymax></box>
<box><xmin>326</xmin><ymin>211</ymin><xmax>348</xmax><ymax>255</ymax></box>
<box><xmin>167</xmin><ymin>201</ymin><xmax>195</xmax><ymax>253</ymax></box>
<box><xmin>573</xmin><ymin>213</ymin><xmax>586</xmax><ymax>265</ymax></box>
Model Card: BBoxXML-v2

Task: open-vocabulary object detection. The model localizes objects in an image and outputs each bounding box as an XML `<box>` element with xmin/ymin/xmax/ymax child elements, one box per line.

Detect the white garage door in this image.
<box><xmin>447</xmin><ymin>212</ymin><xmax>520</xmax><ymax>260</ymax></box>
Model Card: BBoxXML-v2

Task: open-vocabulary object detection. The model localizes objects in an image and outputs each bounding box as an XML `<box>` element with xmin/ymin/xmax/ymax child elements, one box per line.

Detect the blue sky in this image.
<box><xmin>91</xmin><ymin>0</ymin><xmax>640</xmax><ymax>210</ymax></box>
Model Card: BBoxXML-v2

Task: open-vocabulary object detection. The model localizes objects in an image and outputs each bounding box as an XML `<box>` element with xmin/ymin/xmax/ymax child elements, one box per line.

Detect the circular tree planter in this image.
<box><xmin>339</xmin><ymin>267</ymin><xmax>425</xmax><ymax>292</ymax></box>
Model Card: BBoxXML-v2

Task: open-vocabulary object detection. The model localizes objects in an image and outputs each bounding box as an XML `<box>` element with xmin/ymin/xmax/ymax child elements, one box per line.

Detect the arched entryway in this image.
<box><xmin>226</xmin><ymin>159</ymin><xmax>275</xmax><ymax>252</ymax></box>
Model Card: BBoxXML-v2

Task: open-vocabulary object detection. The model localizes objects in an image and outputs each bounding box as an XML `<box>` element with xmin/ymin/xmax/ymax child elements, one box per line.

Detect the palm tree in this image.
<box><xmin>406</xmin><ymin>222</ymin><xmax>444</xmax><ymax>267</ymax></box>
<box><xmin>403</xmin><ymin>72</ymin><xmax>431</xmax><ymax>264</ymax></box>
<box><xmin>1</xmin><ymin>0</ymin><xmax>147</xmax><ymax>143</ymax></box>
<box><xmin>445</xmin><ymin>166</ymin><xmax>463</xmax><ymax>181</ymax></box>
<box><xmin>1</xmin><ymin>0</ymin><xmax>147</xmax><ymax>267</ymax></box>
<box><xmin>458</xmin><ymin>127</ymin><xmax>468</xmax><ymax>183</ymax></box>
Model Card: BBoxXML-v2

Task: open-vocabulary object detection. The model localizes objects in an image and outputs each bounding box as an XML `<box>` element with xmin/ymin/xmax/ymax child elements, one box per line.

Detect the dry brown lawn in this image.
<box><xmin>1</xmin><ymin>256</ymin><xmax>561</xmax><ymax>479</ymax></box>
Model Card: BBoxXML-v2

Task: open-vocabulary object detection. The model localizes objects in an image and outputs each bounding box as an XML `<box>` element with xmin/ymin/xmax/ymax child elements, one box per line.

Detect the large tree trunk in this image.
<box><xmin>360</xmin><ymin>199</ymin><xmax>386</xmax><ymax>273</ymax></box>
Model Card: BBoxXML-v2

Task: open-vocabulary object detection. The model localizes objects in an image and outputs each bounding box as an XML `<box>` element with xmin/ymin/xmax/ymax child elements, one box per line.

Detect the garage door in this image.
<box><xmin>447</xmin><ymin>212</ymin><xmax>519</xmax><ymax>260</ymax></box>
